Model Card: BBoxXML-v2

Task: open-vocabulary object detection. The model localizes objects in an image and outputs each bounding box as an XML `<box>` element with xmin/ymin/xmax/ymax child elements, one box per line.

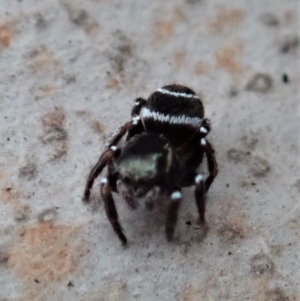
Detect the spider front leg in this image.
<box><xmin>83</xmin><ymin>147</ymin><xmax>116</xmax><ymax>202</ymax></box>
<box><xmin>84</xmin><ymin>119</ymin><xmax>138</xmax><ymax>202</ymax></box>
<box><xmin>105</xmin><ymin>117</ymin><xmax>140</xmax><ymax>148</ymax></box>
<box><xmin>101</xmin><ymin>178</ymin><xmax>127</xmax><ymax>246</ymax></box>
<box><xmin>166</xmin><ymin>190</ymin><xmax>182</xmax><ymax>241</ymax></box>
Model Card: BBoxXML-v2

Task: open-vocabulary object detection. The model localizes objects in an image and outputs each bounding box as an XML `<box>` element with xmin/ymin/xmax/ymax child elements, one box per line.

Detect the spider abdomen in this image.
<box><xmin>141</xmin><ymin>84</ymin><xmax>205</xmax><ymax>147</ymax></box>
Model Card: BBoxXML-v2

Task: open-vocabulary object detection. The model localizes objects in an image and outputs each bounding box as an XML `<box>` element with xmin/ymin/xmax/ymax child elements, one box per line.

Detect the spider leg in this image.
<box><xmin>105</xmin><ymin>118</ymin><xmax>139</xmax><ymax>148</ymax></box>
<box><xmin>166</xmin><ymin>190</ymin><xmax>182</xmax><ymax>241</ymax></box>
<box><xmin>194</xmin><ymin>174</ymin><xmax>206</xmax><ymax>223</ymax></box>
<box><xmin>126</xmin><ymin>98</ymin><xmax>147</xmax><ymax>141</ymax></box>
<box><xmin>101</xmin><ymin>178</ymin><xmax>127</xmax><ymax>246</ymax></box>
<box><xmin>145</xmin><ymin>186</ymin><xmax>160</xmax><ymax>211</ymax></box>
<box><xmin>131</xmin><ymin>97</ymin><xmax>147</xmax><ymax>117</ymax></box>
<box><xmin>199</xmin><ymin>118</ymin><xmax>211</xmax><ymax>136</ymax></box>
<box><xmin>84</xmin><ymin>117</ymin><xmax>139</xmax><ymax>202</ymax></box>
<box><xmin>200</xmin><ymin>138</ymin><xmax>218</xmax><ymax>192</ymax></box>
<box><xmin>116</xmin><ymin>180</ymin><xmax>137</xmax><ymax>209</ymax></box>
<box><xmin>191</xmin><ymin>125</ymin><xmax>217</xmax><ymax>224</ymax></box>
<box><xmin>83</xmin><ymin>148</ymin><xmax>115</xmax><ymax>202</ymax></box>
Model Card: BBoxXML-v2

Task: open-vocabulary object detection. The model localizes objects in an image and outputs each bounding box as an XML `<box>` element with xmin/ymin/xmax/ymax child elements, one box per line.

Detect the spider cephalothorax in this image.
<box><xmin>83</xmin><ymin>84</ymin><xmax>218</xmax><ymax>245</ymax></box>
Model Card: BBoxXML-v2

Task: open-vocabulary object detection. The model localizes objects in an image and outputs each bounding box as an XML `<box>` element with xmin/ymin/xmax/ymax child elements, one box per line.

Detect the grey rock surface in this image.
<box><xmin>0</xmin><ymin>0</ymin><xmax>299</xmax><ymax>300</ymax></box>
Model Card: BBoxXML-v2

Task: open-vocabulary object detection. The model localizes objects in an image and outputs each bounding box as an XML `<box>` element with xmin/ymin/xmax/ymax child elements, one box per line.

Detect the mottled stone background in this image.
<box><xmin>0</xmin><ymin>0</ymin><xmax>299</xmax><ymax>300</ymax></box>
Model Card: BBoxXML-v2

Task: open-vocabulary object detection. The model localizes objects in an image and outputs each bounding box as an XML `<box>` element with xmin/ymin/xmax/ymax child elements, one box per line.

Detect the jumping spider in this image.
<box><xmin>83</xmin><ymin>84</ymin><xmax>218</xmax><ymax>245</ymax></box>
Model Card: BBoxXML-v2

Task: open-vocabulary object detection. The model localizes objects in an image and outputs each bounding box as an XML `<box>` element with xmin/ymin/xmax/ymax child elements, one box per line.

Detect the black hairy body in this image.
<box><xmin>83</xmin><ymin>84</ymin><xmax>218</xmax><ymax>245</ymax></box>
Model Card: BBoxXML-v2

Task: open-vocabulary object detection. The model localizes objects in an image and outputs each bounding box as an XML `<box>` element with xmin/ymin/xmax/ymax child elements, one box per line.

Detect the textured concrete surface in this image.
<box><xmin>0</xmin><ymin>0</ymin><xmax>299</xmax><ymax>300</ymax></box>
